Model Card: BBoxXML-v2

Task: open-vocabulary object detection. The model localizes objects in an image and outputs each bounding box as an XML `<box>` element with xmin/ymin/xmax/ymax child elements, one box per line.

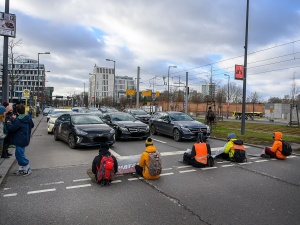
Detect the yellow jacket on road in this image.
<box><xmin>139</xmin><ymin>145</ymin><xmax>161</xmax><ymax>180</ymax></box>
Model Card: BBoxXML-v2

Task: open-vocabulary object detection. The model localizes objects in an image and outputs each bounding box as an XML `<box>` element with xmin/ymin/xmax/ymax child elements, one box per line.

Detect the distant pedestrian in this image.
<box><xmin>12</xmin><ymin>101</ymin><xmax>20</xmax><ymax>117</ymax></box>
<box><xmin>28</xmin><ymin>106</ymin><xmax>33</xmax><ymax>119</ymax></box>
<box><xmin>6</xmin><ymin>104</ymin><xmax>34</xmax><ymax>176</ymax></box>
<box><xmin>2</xmin><ymin>102</ymin><xmax>9</xmax><ymax>108</ymax></box>
<box><xmin>206</xmin><ymin>106</ymin><xmax>215</xmax><ymax>125</ymax></box>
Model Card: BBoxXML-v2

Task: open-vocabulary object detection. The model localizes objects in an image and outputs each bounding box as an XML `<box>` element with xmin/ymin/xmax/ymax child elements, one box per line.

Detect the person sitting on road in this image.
<box><xmin>261</xmin><ymin>132</ymin><xmax>286</xmax><ymax>160</ymax></box>
<box><xmin>216</xmin><ymin>133</ymin><xmax>246</xmax><ymax>163</ymax></box>
<box><xmin>182</xmin><ymin>133</ymin><xmax>214</xmax><ymax>167</ymax></box>
<box><xmin>87</xmin><ymin>143</ymin><xmax>118</xmax><ymax>185</ymax></box>
<box><xmin>135</xmin><ymin>137</ymin><xmax>162</xmax><ymax>180</ymax></box>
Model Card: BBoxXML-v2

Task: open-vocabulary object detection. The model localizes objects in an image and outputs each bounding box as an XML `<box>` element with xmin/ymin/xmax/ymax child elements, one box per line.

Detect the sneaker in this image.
<box><xmin>7</xmin><ymin>153</ymin><xmax>13</xmax><ymax>156</ymax></box>
<box><xmin>23</xmin><ymin>168</ymin><xmax>32</xmax><ymax>176</ymax></box>
<box><xmin>260</xmin><ymin>154</ymin><xmax>270</xmax><ymax>159</ymax></box>
<box><xmin>13</xmin><ymin>170</ymin><xmax>25</xmax><ymax>175</ymax></box>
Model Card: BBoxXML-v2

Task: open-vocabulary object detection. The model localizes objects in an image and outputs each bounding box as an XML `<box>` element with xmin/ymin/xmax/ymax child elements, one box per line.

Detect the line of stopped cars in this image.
<box><xmin>48</xmin><ymin>107</ymin><xmax>210</xmax><ymax>149</ymax></box>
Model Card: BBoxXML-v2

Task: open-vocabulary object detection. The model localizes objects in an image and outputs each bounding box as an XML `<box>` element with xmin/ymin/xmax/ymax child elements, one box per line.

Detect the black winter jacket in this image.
<box><xmin>92</xmin><ymin>150</ymin><xmax>118</xmax><ymax>174</ymax></box>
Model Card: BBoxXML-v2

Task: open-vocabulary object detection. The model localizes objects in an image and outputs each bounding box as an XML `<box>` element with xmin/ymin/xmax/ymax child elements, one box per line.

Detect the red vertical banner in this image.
<box><xmin>235</xmin><ymin>65</ymin><xmax>244</xmax><ymax>80</ymax></box>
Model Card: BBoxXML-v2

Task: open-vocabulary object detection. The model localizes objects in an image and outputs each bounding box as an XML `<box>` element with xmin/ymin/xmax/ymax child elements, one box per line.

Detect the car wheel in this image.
<box><xmin>68</xmin><ymin>134</ymin><xmax>76</xmax><ymax>149</ymax></box>
<box><xmin>114</xmin><ymin>128</ymin><xmax>120</xmax><ymax>141</ymax></box>
<box><xmin>173</xmin><ymin>128</ymin><xmax>182</xmax><ymax>142</ymax></box>
<box><xmin>150</xmin><ymin>125</ymin><xmax>157</xmax><ymax>135</ymax></box>
<box><xmin>54</xmin><ymin>128</ymin><xmax>59</xmax><ymax>141</ymax></box>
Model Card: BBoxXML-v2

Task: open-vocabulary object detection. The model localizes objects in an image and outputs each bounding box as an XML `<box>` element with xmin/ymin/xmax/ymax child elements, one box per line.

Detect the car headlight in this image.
<box><xmin>180</xmin><ymin>126</ymin><xmax>190</xmax><ymax>132</ymax></box>
<box><xmin>110</xmin><ymin>129</ymin><xmax>115</xmax><ymax>134</ymax></box>
<box><xmin>119</xmin><ymin>127</ymin><xmax>128</xmax><ymax>132</ymax></box>
<box><xmin>48</xmin><ymin>119</ymin><xmax>55</xmax><ymax>124</ymax></box>
<box><xmin>74</xmin><ymin>127</ymin><xmax>88</xmax><ymax>135</ymax></box>
<box><xmin>145</xmin><ymin>125</ymin><xmax>149</xmax><ymax>131</ymax></box>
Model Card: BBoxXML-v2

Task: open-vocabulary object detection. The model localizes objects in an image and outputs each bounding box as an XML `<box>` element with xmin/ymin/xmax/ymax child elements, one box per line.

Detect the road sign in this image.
<box><xmin>23</xmin><ymin>89</ymin><xmax>30</xmax><ymax>97</ymax></box>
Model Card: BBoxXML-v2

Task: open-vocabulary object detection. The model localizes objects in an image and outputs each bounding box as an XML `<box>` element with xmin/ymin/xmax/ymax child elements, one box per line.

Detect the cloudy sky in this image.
<box><xmin>1</xmin><ymin>0</ymin><xmax>300</xmax><ymax>101</ymax></box>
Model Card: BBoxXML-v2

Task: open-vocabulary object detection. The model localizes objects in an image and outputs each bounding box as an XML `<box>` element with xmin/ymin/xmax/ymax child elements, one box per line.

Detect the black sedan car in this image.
<box><xmin>101</xmin><ymin>112</ymin><xmax>150</xmax><ymax>140</ymax></box>
<box><xmin>53</xmin><ymin>113</ymin><xmax>115</xmax><ymax>149</ymax></box>
<box><xmin>149</xmin><ymin>111</ymin><xmax>210</xmax><ymax>142</ymax></box>
<box><xmin>123</xmin><ymin>109</ymin><xmax>151</xmax><ymax>124</ymax></box>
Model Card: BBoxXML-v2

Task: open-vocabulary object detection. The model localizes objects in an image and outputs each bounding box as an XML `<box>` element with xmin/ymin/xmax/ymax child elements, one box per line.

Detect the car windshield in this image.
<box><xmin>51</xmin><ymin>112</ymin><xmax>66</xmax><ymax>118</ymax></box>
<box><xmin>111</xmin><ymin>114</ymin><xmax>135</xmax><ymax>121</ymax></box>
<box><xmin>52</xmin><ymin>110</ymin><xmax>72</xmax><ymax>115</ymax></box>
<box><xmin>131</xmin><ymin>110</ymin><xmax>147</xmax><ymax>115</ymax></box>
<box><xmin>169</xmin><ymin>113</ymin><xmax>194</xmax><ymax>121</ymax></box>
<box><xmin>71</xmin><ymin>115</ymin><xmax>104</xmax><ymax>124</ymax></box>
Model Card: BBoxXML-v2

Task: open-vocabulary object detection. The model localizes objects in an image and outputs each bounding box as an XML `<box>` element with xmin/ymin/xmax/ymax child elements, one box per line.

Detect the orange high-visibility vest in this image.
<box><xmin>194</xmin><ymin>143</ymin><xmax>208</xmax><ymax>164</ymax></box>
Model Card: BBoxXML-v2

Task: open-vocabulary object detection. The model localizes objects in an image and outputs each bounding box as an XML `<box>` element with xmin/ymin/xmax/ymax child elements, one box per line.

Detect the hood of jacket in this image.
<box><xmin>273</xmin><ymin>132</ymin><xmax>282</xmax><ymax>141</ymax></box>
<box><xmin>18</xmin><ymin>114</ymin><xmax>31</xmax><ymax>124</ymax></box>
<box><xmin>145</xmin><ymin>145</ymin><xmax>157</xmax><ymax>153</ymax></box>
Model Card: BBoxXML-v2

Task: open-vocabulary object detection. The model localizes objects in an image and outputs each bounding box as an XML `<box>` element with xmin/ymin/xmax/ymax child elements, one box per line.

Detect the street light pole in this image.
<box><xmin>89</xmin><ymin>73</ymin><xmax>96</xmax><ymax>108</ymax></box>
<box><xmin>37</xmin><ymin>52</ymin><xmax>50</xmax><ymax>102</ymax></box>
<box><xmin>224</xmin><ymin>74</ymin><xmax>230</xmax><ymax>119</ymax></box>
<box><xmin>167</xmin><ymin>65</ymin><xmax>177</xmax><ymax>111</ymax></box>
<box><xmin>106</xmin><ymin>59</ymin><xmax>116</xmax><ymax>107</ymax></box>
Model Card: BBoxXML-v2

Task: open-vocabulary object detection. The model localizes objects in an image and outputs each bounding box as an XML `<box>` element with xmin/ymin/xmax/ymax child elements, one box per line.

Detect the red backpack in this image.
<box><xmin>96</xmin><ymin>155</ymin><xmax>115</xmax><ymax>186</ymax></box>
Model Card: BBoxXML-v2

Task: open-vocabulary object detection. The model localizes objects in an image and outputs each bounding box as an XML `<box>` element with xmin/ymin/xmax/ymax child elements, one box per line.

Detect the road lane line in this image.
<box><xmin>160</xmin><ymin>172</ymin><xmax>174</xmax><ymax>176</ymax></box>
<box><xmin>255</xmin><ymin>159</ymin><xmax>269</xmax><ymax>163</ymax></box>
<box><xmin>40</xmin><ymin>181</ymin><xmax>64</xmax><ymax>186</ymax></box>
<box><xmin>128</xmin><ymin>178</ymin><xmax>139</xmax><ymax>181</ymax></box>
<box><xmin>152</xmin><ymin>138</ymin><xmax>167</xmax><ymax>144</ymax></box>
<box><xmin>239</xmin><ymin>162</ymin><xmax>253</xmax><ymax>165</ymax></box>
<box><xmin>162</xmin><ymin>168</ymin><xmax>173</xmax><ymax>170</ymax></box>
<box><xmin>177</xmin><ymin>165</ymin><xmax>192</xmax><ymax>169</ymax></box>
<box><xmin>221</xmin><ymin>164</ymin><xmax>235</xmax><ymax>167</ymax></box>
<box><xmin>201</xmin><ymin>167</ymin><xmax>217</xmax><ymax>170</ymax></box>
<box><xmin>73</xmin><ymin>178</ymin><xmax>91</xmax><ymax>182</ymax></box>
<box><xmin>111</xmin><ymin>180</ymin><xmax>122</xmax><ymax>183</ymax></box>
<box><xmin>28</xmin><ymin>188</ymin><xmax>56</xmax><ymax>195</ymax></box>
<box><xmin>179</xmin><ymin>169</ymin><xmax>196</xmax><ymax>173</ymax></box>
<box><xmin>66</xmin><ymin>184</ymin><xmax>91</xmax><ymax>189</ymax></box>
<box><xmin>3</xmin><ymin>193</ymin><xmax>17</xmax><ymax>197</ymax></box>
<box><xmin>110</xmin><ymin>149</ymin><xmax>121</xmax><ymax>157</ymax></box>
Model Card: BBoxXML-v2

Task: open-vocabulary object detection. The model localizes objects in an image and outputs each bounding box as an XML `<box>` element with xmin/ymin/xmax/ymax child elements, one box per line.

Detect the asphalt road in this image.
<box><xmin>0</xmin><ymin>117</ymin><xmax>299</xmax><ymax>225</ymax></box>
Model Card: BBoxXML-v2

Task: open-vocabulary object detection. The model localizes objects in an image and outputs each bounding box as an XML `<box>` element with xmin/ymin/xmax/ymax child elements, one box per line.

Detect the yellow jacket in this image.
<box><xmin>139</xmin><ymin>145</ymin><xmax>161</xmax><ymax>180</ymax></box>
<box><xmin>224</xmin><ymin>138</ymin><xmax>237</xmax><ymax>158</ymax></box>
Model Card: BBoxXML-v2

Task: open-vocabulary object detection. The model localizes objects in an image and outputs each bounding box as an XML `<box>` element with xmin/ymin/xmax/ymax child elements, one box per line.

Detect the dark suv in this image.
<box><xmin>149</xmin><ymin>111</ymin><xmax>210</xmax><ymax>141</ymax></box>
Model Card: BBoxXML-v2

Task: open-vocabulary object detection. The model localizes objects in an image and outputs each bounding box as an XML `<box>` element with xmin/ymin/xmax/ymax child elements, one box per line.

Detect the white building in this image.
<box><xmin>89</xmin><ymin>66</ymin><xmax>135</xmax><ymax>107</ymax></box>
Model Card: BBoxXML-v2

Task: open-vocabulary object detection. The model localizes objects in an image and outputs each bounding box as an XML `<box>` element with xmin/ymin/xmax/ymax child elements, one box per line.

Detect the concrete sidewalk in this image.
<box><xmin>0</xmin><ymin>115</ymin><xmax>44</xmax><ymax>185</ymax></box>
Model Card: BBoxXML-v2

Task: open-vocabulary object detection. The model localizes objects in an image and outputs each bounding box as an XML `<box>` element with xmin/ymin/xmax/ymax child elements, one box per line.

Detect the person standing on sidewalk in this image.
<box><xmin>0</xmin><ymin>106</ymin><xmax>7</xmax><ymax>158</ymax></box>
<box><xmin>1</xmin><ymin>105</ymin><xmax>13</xmax><ymax>158</ymax></box>
<box><xmin>6</xmin><ymin>104</ymin><xmax>34</xmax><ymax>176</ymax></box>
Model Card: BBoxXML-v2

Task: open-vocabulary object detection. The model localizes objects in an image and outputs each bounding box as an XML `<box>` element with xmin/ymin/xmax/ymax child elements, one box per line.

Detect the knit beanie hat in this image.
<box><xmin>145</xmin><ymin>137</ymin><xmax>153</xmax><ymax>146</ymax></box>
<box><xmin>99</xmin><ymin>143</ymin><xmax>109</xmax><ymax>153</ymax></box>
<box><xmin>227</xmin><ymin>133</ymin><xmax>236</xmax><ymax>139</ymax></box>
<box><xmin>3</xmin><ymin>102</ymin><xmax>9</xmax><ymax>107</ymax></box>
<box><xmin>0</xmin><ymin>106</ymin><xmax>6</xmax><ymax>114</ymax></box>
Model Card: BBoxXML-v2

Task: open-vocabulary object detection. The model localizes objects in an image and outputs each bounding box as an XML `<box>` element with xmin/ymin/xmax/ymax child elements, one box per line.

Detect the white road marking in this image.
<box><xmin>110</xmin><ymin>148</ymin><xmax>121</xmax><ymax>157</ymax></box>
<box><xmin>128</xmin><ymin>178</ymin><xmax>139</xmax><ymax>181</ymax></box>
<box><xmin>40</xmin><ymin>181</ymin><xmax>64</xmax><ymax>186</ymax></box>
<box><xmin>152</xmin><ymin>138</ymin><xmax>167</xmax><ymax>144</ymax></box>
<box><xmin>73</xmin><ymin>178</ymin><xmax>91</xmax><ymax>182</ymax></box>
<box><xmin>201</xmin><ymin>167</ymin><xmax>217</xmax><ymax>170</ymax></box>
<box><xmin>221</xmin><ymin>164</ymin><xmax>235</xmax><ymax>167</ymax></box>
<box><xmin>255</xmin><ymin>159</ymin><xmax>269</xmax><ymax>163</ymax></box>
<box><xmin>111</xmin><ymin>180</ymin><xmax>122</xmax><ymax>183</ymax></box>
<box><xmin>162</xmin><ymin>168</ymin><xmax>173</xmax><ymax>170</ymax></box>
<box><xmin>287</xmin><ymin>155</ymin><xmax>296</xmax><ymax>158</ymax></box>
<box><xmin>177</xmin><ymin>165</ymin><xmax>192</xmax><ymax>169</ymax></box>
<box><xmin>179</xmin><ymin>169</ymin><xmax>196</xmax><ymax>173</ymax></box>
<box><xmin>66</xmin><ymin>184</ymin><xmax>91</xmax><ymax>189</ymax></box>
<box><xmin>239</xmin><ymin>162</ymin><xmax>253</xmax><ymax>165</ymax></box>
<box><xmin>270</xmin><ymin>158</ymin><xmax>277</xmax><ymax>161</ymax></box>
<box><xmin>160</xmin><ymin>172</ymin><xmax>174</xmax><ymax>176</ymax></box>
<box><xmin>161</xmin><ymin>151</ymin><xmax>185</xmax><ymax>156</ymax></box>
<box><xmin>3</xmin><ymin>193</ymin><xmax>17</xmax><ymax>197</ymax></box>
<box><xmin>28</xmin><ymin>188</ymin><xmax>56</xmax><ymax>195</ymax></box>
<box><xmin>3</xmin><ymin>188</ymin><xmax>11</xmax><ymax>191</ymax></box>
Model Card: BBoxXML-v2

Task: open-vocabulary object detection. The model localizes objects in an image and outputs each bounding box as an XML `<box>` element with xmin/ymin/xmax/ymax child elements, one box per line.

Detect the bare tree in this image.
<box><xmin>290</xmin><ymin>73</ymin><xmax>299</xmax><ymax>106</ymax></box>
<box><xmin>247</xmin><ymin>91</ymin><xmax>262</xmax><ymax>116</ymax></box>
<box><xmin>8</xmin><ymin>38</ymin><xmax>26</xmax><ymax>102</ymax></box>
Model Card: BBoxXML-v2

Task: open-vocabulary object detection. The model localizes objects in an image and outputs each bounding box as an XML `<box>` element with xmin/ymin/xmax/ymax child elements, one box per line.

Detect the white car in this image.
<box><xmin>47</xmin><ymin>109</ymin><xmax>72</xmax><ymax>133</ymax></box>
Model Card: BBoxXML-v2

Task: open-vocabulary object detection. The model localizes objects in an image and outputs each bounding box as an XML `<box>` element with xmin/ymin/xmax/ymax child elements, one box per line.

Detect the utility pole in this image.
<box><xmin>185</xmin><ymin>72</ymin><xmax>188</xmax><ymax>114</ymax></box>
<box><xmin>136</xmin><ymin>66</ymin><xmax>140</xmax><ymax>109</ymax></box>
<box><xmin>2</xmin><ymin>0</ymin><xmax>9</xmax><ymax>104</ymax></box>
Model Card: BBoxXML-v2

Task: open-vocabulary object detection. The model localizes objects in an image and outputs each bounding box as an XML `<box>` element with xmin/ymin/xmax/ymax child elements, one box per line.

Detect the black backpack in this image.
<box><xmin>281</xmin><ymin>141</ymin><xmax>292</xmax><ymax>156</ymax></box>
<box><xmin>231</xmin><ymin>140</ymin><xmax>247</xmax><ymax>163</ymax></box>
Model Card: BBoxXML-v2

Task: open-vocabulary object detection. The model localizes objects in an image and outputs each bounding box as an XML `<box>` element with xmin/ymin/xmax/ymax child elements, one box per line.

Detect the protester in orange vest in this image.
<box><xmin>182</xmin><ymin>133</ymin><xmax>213</xmax><ymax>167</ymax></box>
<box><xmin>261</xmin><ymin>132</ymin><xmax>286</xmax><ymax>160</ymax></box>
